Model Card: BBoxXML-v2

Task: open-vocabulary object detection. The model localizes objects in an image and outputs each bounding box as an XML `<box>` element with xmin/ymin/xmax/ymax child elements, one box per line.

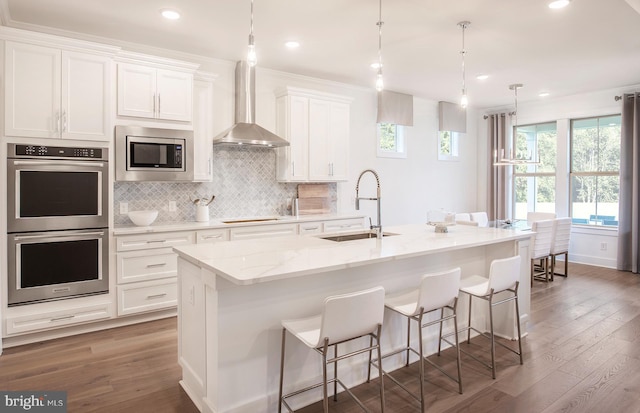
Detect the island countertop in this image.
<box><xmin>173</xmin><ymin>223</ymin><xmax>533</xmax><ymax>285</ymax></box>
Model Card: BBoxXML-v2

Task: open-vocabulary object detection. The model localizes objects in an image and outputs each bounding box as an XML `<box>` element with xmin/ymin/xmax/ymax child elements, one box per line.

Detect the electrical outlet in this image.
<box><xmin>119</xmin><ymin>202</ymin><xmax>128</xmax><ymax>214</ymax></box>
<box><xmin>600</xmin><ymin>242</ymin><xmax>607</xmax><ymax>251</ymax></box>
<box><xmin>168</xmin><ymin>201</ymin><xmax>177</xmax><ymax>212</ymax></box>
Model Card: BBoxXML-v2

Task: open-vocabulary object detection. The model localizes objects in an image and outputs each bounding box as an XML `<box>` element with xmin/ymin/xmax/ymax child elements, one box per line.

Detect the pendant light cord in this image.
<box><xmin>374</xmin><ymin>0</ymin><xmax>384</xmax><ymax>91</ymax></box>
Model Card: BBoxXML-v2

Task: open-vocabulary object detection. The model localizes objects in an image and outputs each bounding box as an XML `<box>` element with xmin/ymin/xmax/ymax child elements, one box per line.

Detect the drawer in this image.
<box><xmin>117</xmin><ymin>278</ymin><xmax>177</xmax><ymax>316</ymax></box>
<box><xmin>6</xmin><ymin>302</ymin><xmax>112</xmax><ymax>335</ymax></box>
<box><xmin>117</xmin><ymin>248</ymin><xmax>177</xmax><ymax>284</ymax></box>
<box><xmin>299</xmin><ymin>222</ymin><xmax>322</xmax><ymax>235</ymax></box>
<box><xmin>196</xmin><ymin>228</ymin><xmax>230</xmax><ymax>244</ymax></box>
<box><xmin>323</xmin><ymin>218</ymin><xmax>365</xmax><ymax>233</ymax></box>
<box><xmin>230</xmin><ymin>223</ymin><xmax>298</xmax><ymax>240</ymax></box>
<box><xmin>116</xmin><ymin>231</ymin><xmax>195</xmax><ymax>252</ymax></box>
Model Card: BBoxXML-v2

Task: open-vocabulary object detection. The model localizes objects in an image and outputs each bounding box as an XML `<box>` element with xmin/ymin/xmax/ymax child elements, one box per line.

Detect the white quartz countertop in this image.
<box><xmin>173</xmin><ymin>223</ymin><xmax>534</xmax><ymax>285</ymax></box>
<box><xmin>112</xmin><ymin>213</ymin><xmax>364</xmax><ymax>236</ymax></box>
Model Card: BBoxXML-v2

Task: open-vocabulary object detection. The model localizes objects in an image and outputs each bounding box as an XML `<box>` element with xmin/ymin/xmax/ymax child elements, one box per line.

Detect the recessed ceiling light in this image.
<box><xmin>539</xmin><ymin>92</ymin><xmax>550</xmax><ymax>97</ymax></box>
<box><xmin>370</xmin><ymin>62</ymin><xmax>383</xmax><ymax>70</ymax></box>
<box><xmin>548</xmin><ymin>0</ymin><xmax>570</xmax><ymax>9</ymax></box>
<box><xmin>285</xmin><ymin>41</ymin><xmax>300</xmax><ymax>49</ymax></box>
<box><xmin>161</xmin><ymin>9</ymin><xmax>181</xmax><ymax>20</ymax></box>
<box><xmin>476</xmin><ymin>74</ymin><xmax>489</xmax><ymax>80</ymax></box>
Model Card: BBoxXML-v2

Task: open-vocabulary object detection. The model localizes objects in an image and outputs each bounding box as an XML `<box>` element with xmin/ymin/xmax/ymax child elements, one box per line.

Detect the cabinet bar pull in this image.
<box><xmin>50</xmin><ymin>315</ymin><xmax>75</xmax><ymax>322</ymax></box>
<box><xmin>146</xmin><ymin>293</ymin><xmax>168</xmax><ymax>300</ymax></box>
<box><xmin>62</xmin><ymin>111</ymin><xmax>67</xmax><ymax>132</ymax></box>
<box><xmin>158</xmin><ymin>94</ymin><xmax>161</xmax><ymax>114</ymax></box>
<box><xmin>304</xmin><ymin>226</ymin><xmax>319</xmax><ymax>231</ymax></box>
<box><xmin>146</xmin><ymin>240</ymin><xmax>167</xmax><ymax>244</ymax></box>
<box><xmin>153</xmin><ymin>93</ymin><xmax>156</xmax><ymax>115</ymax></box>
<box><xmin>203</xmin><ymin>234</ymin><xmax>222</xmax><ymax>240</ymax></box>
<box><xmin>146</xmin><ymin>262</ymin><xmax>167</xmax><ymax>268</ymax></box>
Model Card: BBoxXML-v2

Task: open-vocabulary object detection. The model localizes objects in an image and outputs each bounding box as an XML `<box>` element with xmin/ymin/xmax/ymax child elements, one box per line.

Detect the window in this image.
<box><xmin>513</xmin><ymin>122</ymin><xmax>557</xmax><ymax>220</ymax></box>
<box><xmin>438</xmin><ymin>131</ymin><xmax>460</xmax><ymax>161</ymax></box>
<box><xmin>377</xmin><ymin>123</ymin><xmax>406</xmax><ymax>158</ymax></box>
<box><xmin>570</xmin><ymin>115</ymin><xmax>621</xmax><ymax>226</ymax></box>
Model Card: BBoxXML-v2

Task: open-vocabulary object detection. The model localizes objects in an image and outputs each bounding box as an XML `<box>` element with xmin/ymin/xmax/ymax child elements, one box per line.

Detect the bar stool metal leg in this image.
<box><xmin>488</xmin><ymin>290</ymin><xmax>496</xmax><ymax>379</ymax></box>
<box><xmin>417</xmin><ymin>312</ymin><xmax>425</xmax><ymax>413</ymax></box>
<box><xmin>322</xmin><ymin>339</ymin><xmax>329</xmax><ymax>413</ymax></box>
<box><xmin>278</xmin><ymin>328</ymin><xmax>286</xmax><ymax>413</ymax></box>
<box><xmin>406</xmin><ymin>317</ymin><xmax>411</xmax><ymax>366</ymax></box>
<box><xmin>467</xmin><ymin>293</ymin><xmax>472</xmax><ymax>344</ymax></box>
<box><xmin>514</xmin><ymin>282</ymin><xmax>524</xmax><ymax>365</ymax></box>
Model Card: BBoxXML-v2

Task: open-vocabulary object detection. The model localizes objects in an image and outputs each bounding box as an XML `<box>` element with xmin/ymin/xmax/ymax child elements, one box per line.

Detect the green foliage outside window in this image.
<box><xmin>379</xmin><ymin>123</ymin><xmax>397</xmax><ymax>151</ymax></box>
<box><xmin>440</xmin><ymin>131</ymin><xmax>452</xmax><ymax>155</ymax></box>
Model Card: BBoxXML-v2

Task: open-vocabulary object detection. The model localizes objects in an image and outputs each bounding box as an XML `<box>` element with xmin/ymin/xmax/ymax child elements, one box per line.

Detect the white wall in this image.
<box><xmin>192</xmin><ymin>58</ymin><xmax>480</xmax><ymax>227</ymax></box>
<box><xmin>476</xmin><ymin>85</ymin><xmax>640</xmax><ymax>268</ymax></box>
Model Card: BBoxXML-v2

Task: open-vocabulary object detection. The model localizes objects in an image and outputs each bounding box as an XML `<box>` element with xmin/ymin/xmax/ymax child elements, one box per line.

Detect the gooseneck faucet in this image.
<box><xmin>355</xmin><ymin>169</ymin><xmax>382</xmax><ymax>237</ymax></box>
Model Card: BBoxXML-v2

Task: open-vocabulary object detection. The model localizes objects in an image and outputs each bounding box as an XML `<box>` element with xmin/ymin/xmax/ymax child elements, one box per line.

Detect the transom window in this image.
<box><xmin>377</xmin><ymin>123</ymin><xmax>406</xmax><ymax>158</ymax></box>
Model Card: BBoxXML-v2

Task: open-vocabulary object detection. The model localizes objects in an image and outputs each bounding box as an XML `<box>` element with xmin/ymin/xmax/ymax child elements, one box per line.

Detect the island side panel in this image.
<box><xmin>189</xmin><ymin>240</ymin><xmax>525</xmax><ymax>413</ymax></box>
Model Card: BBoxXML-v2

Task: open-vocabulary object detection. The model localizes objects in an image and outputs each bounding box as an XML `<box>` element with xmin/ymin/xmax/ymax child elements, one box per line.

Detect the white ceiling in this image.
<box><xmin>2</xmin><ymin>0</ymin><xmax>640</xmax><ymax>108</ymax></box>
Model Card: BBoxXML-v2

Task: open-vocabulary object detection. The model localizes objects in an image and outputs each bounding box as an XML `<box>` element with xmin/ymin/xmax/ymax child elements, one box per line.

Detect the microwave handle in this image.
<box><xmin>12</xmin><ymin>160</ymin><xmax>105</xmax><ymax>168</ymax></box>
<box><xmin>14</xmin><ymin>231</ymin><xmax>105</xmax><ymax>241</ymax></box>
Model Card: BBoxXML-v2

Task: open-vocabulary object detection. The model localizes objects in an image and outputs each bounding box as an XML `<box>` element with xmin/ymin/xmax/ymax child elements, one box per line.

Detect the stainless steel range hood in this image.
<box><xmin>213</xmin><ymin>61</ymin><xmax>289</xmax><ymax>147</ymax></box>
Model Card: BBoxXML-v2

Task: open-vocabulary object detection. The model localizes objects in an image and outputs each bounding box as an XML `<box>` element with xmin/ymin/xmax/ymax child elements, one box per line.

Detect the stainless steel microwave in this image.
<box><xmin>116</xmin><ymin>126</ymin><xmax>194</xmax><ymax>181</ymax></box>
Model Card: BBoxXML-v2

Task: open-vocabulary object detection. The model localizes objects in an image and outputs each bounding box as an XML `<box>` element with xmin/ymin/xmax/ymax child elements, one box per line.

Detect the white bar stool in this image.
<box><xmin>278</xmin><ymin>286</ymin><xmax>386</xmax><ymax>413</ymax></box>
<box><xmin>458</xmin><ymin>255</ymin><xmax>523</xmax><ymax>379</ymax></box>
<box><xmin>371</xmin><ymin>268</ymin><xmax>462</xmax><ymax>412</ymax></box>
<box><xmin>550</xmin><ymin>217</ymin><xmax>572</xmax><ymax>279</ymax></box>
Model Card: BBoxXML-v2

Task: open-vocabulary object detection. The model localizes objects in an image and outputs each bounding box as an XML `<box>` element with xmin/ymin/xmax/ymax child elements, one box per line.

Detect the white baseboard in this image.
<box><xmin>569</xmin><ymin>254</ymin><xmax>617</xmax><ymax>269</ymax></box>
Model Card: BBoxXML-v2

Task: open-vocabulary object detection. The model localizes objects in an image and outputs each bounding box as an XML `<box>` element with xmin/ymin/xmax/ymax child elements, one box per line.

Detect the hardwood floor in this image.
<box><xmin>1</xmin><ymin>263</ymin><xmax>640</xmax><ymax>412</ymax></box>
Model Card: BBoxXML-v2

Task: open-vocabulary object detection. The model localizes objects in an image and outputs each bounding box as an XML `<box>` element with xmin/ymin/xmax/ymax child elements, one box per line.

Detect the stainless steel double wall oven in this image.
<box><xmin>7</xmin><ymin>144</ymin><xmax>109</xmax><ymax>306</ymax></box>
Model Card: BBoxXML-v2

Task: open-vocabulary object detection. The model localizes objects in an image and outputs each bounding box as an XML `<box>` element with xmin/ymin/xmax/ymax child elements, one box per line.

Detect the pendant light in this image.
<box><xmin>247</xmin><ymin>0</ymin><xmax>257</xmax><ymax>67</ymax></box>
<box><xmin>458</xmin><ymin>21</ymin><xmax>470</xmax><ymax>108</ymax></box>
<box><xmin>493</xmin><ymin>83</ymin><xmax>540</xmax><ymax>165</ymax></box>
<box><xmin>375</xmin><ymin>0</ymin><xmax>384</xmax><ymax>91</ymax></box>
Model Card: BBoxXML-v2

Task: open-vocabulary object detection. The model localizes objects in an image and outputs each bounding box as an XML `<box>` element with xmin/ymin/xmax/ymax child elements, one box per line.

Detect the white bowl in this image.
<box><xmin>128</xmin><ymin>210</ymin><xmax>158</xmax><ymax>226</ymax></box>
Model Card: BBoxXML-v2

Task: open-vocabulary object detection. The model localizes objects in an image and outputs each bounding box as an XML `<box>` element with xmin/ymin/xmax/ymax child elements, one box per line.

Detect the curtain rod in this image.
<box><xmin>483</xmin><ymin>113</ymin><xmax>506</xmax><ymax>119</ymax></box>
<box><xmin>615</xmin><ymin>94</ymin><xmax>638</xmax><ymax>101</ymax></box>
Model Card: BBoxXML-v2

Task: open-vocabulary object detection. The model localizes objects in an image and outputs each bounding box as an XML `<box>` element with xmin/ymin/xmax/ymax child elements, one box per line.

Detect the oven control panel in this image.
<box><xmin>13</xmin><ymin>145</ymin><xmax>106</xmax><ymax>160</ymax></box>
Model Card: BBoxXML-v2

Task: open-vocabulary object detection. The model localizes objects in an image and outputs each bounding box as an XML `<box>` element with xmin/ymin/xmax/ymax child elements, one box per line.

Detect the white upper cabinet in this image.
<box><xmin>275</xmin><ymin>87</ymin><xmax>352</xmax><ymax>182</ymax></box>
<box><xmin>117</xmin><ymin>63</ymin><xmax>193</xmax><ymax>122</ymax></box>
<box><xmin>5</xmin><ymin>41</ymin><xmax>111</xmax><ymax>141</ymax></box>
<box><xmin>192</xmin><ymin>76</ymin><xmax>215</xmax><ymax>181</ymax></box>
<box><xmin>276</xmin><ymin>94</ymin><xmax>309</xmax><ymax>181</ymax></box>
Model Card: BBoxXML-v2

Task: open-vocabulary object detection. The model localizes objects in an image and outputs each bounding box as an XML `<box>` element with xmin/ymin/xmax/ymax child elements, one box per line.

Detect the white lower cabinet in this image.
<box><xmin>6</xmin><ymin>302</ymin><xmax>112</xmax><ymax>335</ymax></box>
<box><xmin>117</xmin><ymin>278</ymin><xmax>178</xmax><ymax>316</ymax></box>
<box><xmin>230</xmin><ymin>223</ymin><xmax>298</xmax><ymax>240</ymax></box>
<box><xmin>323</xmin><ymin>218</ymin><xmax>365</xmax><ymax>233</ymax></box>
<box><xmin>115</xmin><ymin>231</ymin><xmax>196</xmax><ymax>316</ymax></box>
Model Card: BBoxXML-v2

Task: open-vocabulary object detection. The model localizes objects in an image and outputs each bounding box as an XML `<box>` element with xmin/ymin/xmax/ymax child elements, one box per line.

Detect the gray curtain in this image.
<box><xmin>617</xmin><ymin>93</ymin><xmax>640</xmax><ymax>273</ymax></box>
<box><xmin>487</xmin><ymin>113</ymin><xmax>509</xmax><ymax>221</ymax></box>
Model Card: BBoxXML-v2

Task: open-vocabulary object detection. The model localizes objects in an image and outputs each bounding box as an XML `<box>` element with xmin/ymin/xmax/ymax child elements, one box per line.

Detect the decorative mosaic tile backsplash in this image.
<box><xmin>113</xmin><ymin>146</ymin><xmax>337</xmax><ymax>225</ymax></box>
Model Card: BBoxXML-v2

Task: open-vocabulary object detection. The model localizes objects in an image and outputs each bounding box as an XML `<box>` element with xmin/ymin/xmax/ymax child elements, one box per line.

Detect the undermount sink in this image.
<box><xmin>319</xmin><ymin>231</ymin><xmax>398</xmax><ymax>242</ymax></box>
<box><xmin>222</xmin><ymin>218</ymin><xmax>280</xmax><ymax>224</ymax></box>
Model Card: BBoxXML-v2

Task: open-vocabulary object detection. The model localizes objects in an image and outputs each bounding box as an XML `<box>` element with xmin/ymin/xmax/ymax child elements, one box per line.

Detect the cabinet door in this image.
<box><xmin>327</xmin><ymin>102</ymin><xmax>350</xmax><ymax>181</ymax></box>
<box><xmin>193</xmin><ymin>79</ymin><xmax>214</xmax><ymax>181</ymax></box>
<box><xmin>61</xmin><ymin>51</ymin><xmax>111</xmax><ymax>141</ymax></box>
<box><xmin>156</xmin><ymin>69</ymin><xmax>193</xmax><ymax>121</ymax></box>
<box><xmin>276</xmin><ymin>95</ymin><xmax>309</xmax><ymax>181</ymax></box>
<box><xmin>117</xmin><ymin>63</ymin><xmax>156</xmax><ymax>119</ymax></box>
<box><xmin>308</xmin><ymin>99</ymin><xmax>332</xmax><ymax>181</ymax></box>
<box><xmin>5</xmin><ymin>41</ymin><xmax>61</xmax><ymax>138</ymax></box>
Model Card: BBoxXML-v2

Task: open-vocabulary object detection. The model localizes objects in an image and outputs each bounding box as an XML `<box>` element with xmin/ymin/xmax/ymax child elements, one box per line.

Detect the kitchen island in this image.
<box><xmin>174</xmin><ymin>223</ymin><xmax>533</xmax><ymax>413</ymax></box>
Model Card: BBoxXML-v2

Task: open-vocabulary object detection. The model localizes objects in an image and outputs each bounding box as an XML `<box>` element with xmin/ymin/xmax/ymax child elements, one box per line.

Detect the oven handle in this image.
<box><xmin>12</xmin><ymin>160</ymin><xmax>106</xmax><ymax>168</ymax></box>
<box><xmin>14</xmin><ymin>231</ymin><xmax>105</xmax><ymax>241</ymax></box>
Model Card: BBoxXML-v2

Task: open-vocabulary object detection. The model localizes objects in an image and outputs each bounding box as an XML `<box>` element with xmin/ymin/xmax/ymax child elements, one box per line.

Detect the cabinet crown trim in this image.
<box><xmin>275</xmin><ymin>86</ymin><xmax>354</xmax><ymax>104</ymax></box>
<box><xmin>0</xmin><ymin>26</ymin><xmax>120</xmax><ymax>55</ymax></box>
<box><xmin>115</xmin><ymin>50</ymin><xmax>200</xmax><ymax>72</ymax></box>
